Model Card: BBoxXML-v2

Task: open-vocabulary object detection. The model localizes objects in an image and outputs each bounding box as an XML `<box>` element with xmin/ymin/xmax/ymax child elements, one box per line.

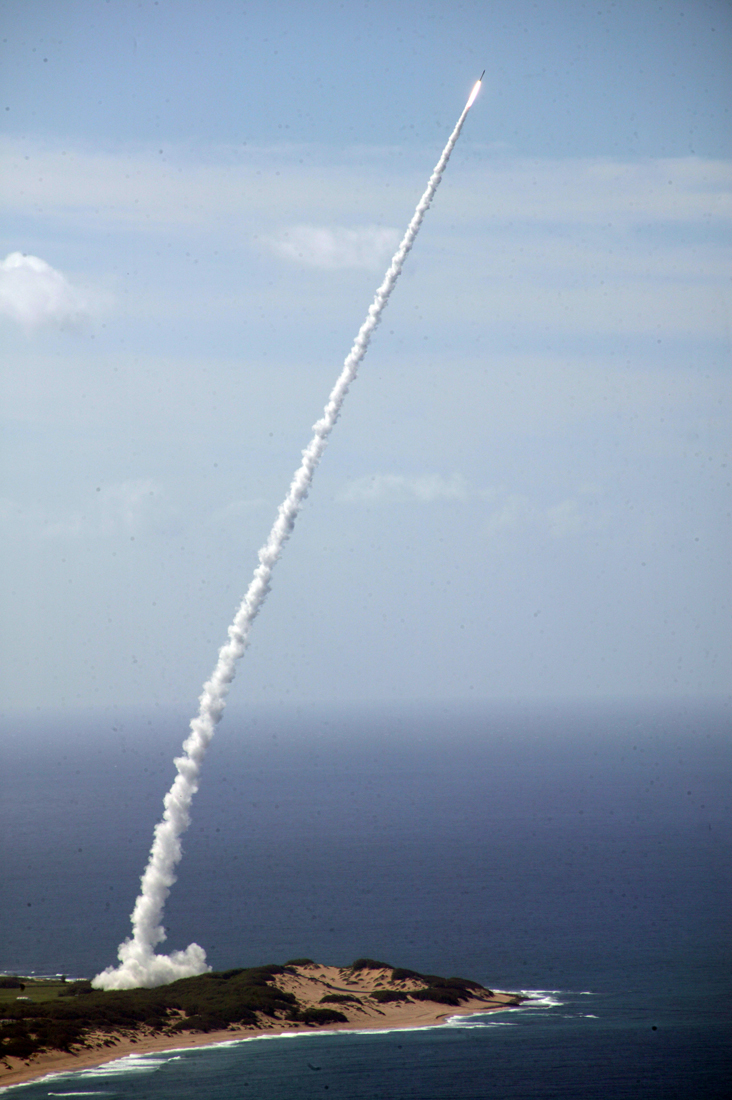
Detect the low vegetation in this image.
<box><xmin>0</xmin><ymin>966</ymin><xmax>297</xmax><ymax>1060</ymax></box>
<box><xmin>349</xmin><ymin>958</ymin><xmax>391</xmax><ymax>971</ymax></box>
<box><xmin>370</xmin><ymin>989</ymin><xmax>411</xmax><ymax>1003</ymax></box>
<box><xmin>287</xmin><ymin>1006</ymin><xmax>347</xmax><ymax>1025</ymax></box>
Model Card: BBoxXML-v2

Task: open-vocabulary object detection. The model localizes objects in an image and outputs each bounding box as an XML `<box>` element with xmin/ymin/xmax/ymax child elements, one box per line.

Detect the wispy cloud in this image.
<box><xmin>452</xmin><ymin>154</ymin><xmax>732</xmax><ymax>226</ymax></box>
<box><xmin>266</xmin><ymin>225</ymin><xmax>400</xmax><ymax>270</ymax></box>
<box><xmin>482</xmin><ymin>488</ymin><xmax>611</xmax><ymax>540</ymax></box>
<box><xmin>2</xmin><ymin>138</ymin><xmax>728</xmax><ymax>228</ymax></box>
<box><xmin>338</xmin><ymin>477</ymin><xmax>615</xmax><ymax>538</ymax></box>
<box><xmin>0</xmin><ymin>252</ymin><xmax>95</xmax><ymax>329</ymax></box>
<box><xmin>545</xmin><ymin>495</ymin><xmax>610</xmax><ymax>538</ymax></box>
<box><xmin>1</xmin><ymin>139</ymin><xmax>728</xmax><ymax>338</ymax></box>
<box><xmin>339</xmin><ymin>473</ymin><xmax>469</xmax><ymax>502</ymax></box>
<box><xmin>96</xmin><ymin>479</ymin><xmax>164</xmax><ymax>535</ymax></box>
<box><xmin>211</xmin><ymin>498</ymin><xmax>267</xmax><ymax>523</ymax></box>
<box><xmin>483</xmin><ymin>494</ymin><xmax>531</xmax><ymax>536</ymax></box>
<box><xmin>1</xmin><ymin>479</ymin><xmax>167</xmax><ymax>539</ymax></box>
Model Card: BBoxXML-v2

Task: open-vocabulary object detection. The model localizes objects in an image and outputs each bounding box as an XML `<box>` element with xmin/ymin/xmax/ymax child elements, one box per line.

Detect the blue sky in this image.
<box><xmin>1</xmin><ymin>0</ymin><xmax>730</xmax><ymax>716</ymax></box>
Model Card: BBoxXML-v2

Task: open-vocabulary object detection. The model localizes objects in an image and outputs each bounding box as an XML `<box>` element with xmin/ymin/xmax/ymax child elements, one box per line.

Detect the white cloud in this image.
<box><xmin>483</xmin><ymin>494</ymin><xmax>531</xmax><ymax>537</ymax></box>
<box><xmin>267</xmin><ymin>225</ymin><xmax>400</xmax><ymax>270</ymax></box>
<box><xmin>545</xmin><ymin>494</ymin><xmax>611</xmax><ymax>538</ymax></box>
<box><xmin>211</xmin><ymin>498</ymin><xmax>267</xmax><ymax>523</ymax></box>
<box><xmin>0</xmin><ymin>140</ymin><xmax>728</xmax><ymax>339</ymax></box>
<box><xmin>2</xmin><ymin>139</ymin><xmax>729</xmax><ymax>232</ymax></box>
<box><xmin>1</xmin><ymin>479</ymin><xmax>167</xmax><ymax>539</ymax></box>
<box><xmin>452</xmin><ymin>154</ymin><xmax>732</xmax><ymax>227</ymax></box>
<box><xmin>0</xmin><ymin>252</ymin><xmax>94</xmax><ymax>328</ymax></box>
<box><xmin>339</xmin><ymin>473</ymin><xmax>469</xmax><ymax>502</ymax></box>
<box><xmin>545</xmin><ymin>499</ymin><xmax>587</xmax><ymax>538</ymax></box>
<box><xmin>480</xmin><ymin>488</ymin><xmax>613</xmax><ymax>541</ymax></box>
<box><xmin>97</xmin><ymin>479</ymin><xmax>163</xmax><ymax>535</ymax></box>
<box><xmin>339</xmin><ymin>478</ymin><xmax>616</xmax><ymax>540</ymax></box>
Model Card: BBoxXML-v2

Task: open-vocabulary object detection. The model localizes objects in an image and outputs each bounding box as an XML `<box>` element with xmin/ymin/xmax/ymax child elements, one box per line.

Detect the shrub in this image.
<box><xmin>446</xmin><ymin>976</ymin><xmax>485</xmax><ymax>992</ymax></box>
<box><xmin>176</xmin><ymin>1013</ymin><xmax>228</xmax><ymax>1033</ymax></box>
<box><xmin>1</xmin><ymin>1034</ymin><xmax>37</xmax><ymax>1059</ymax></box>
<box><xmin>390</xmin><ymin>968</ymin><xmax>421</xmax><ymax>982</ymax></box>
<box><xmin>349</xmin><ymin>959</ymin><xmax>390</xmax><ymax>971</ymax></box>
<box><xmin>288</xmin><ymin>1007</ymin><xmax>348</xmax><ymax>1025</ymax></box>
<box><xmin>370</xmin><ymin>990</ymin><xmax>411</xmax><ymax>1004</ymax></box>
<box><xmin>411</xmin><ymin>988</ymin><xmax>464</xmax><ymax>1006</ymax></box>
<box><xmin>58</xmin><ymin>981</ymin><xmax>93</xmax><ymax>997</ymax></box>
<box><xmin>0</xmin><ymin>977</ymin><xmax>24</xmax><ymax>990</ymax></box>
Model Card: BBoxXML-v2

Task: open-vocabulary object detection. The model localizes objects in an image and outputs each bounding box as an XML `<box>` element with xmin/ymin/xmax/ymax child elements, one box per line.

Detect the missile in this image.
<box><xmin>466</xmin><ymin>71</ymin><xmax>485</xmax><ymax>109</ymax></box>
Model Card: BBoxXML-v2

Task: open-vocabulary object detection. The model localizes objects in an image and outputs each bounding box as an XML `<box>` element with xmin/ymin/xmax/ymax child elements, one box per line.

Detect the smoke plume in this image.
<box><xmin>93</xmin><ymin>82</ymin><xmax>481</xmax><ymax>991</ymax></box>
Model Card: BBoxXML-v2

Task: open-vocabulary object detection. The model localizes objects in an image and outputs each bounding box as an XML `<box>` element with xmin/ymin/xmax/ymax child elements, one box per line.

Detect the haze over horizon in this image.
<box><xmin>1</xmin><ymin>0</ymin><xmax>730</xmax><ymax>719</ymax></box>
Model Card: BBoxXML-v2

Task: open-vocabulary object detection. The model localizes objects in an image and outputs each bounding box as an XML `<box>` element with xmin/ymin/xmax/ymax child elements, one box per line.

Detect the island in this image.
<box><xmin>1</xmin><ymin>959</ymin><xmax>524</xmax><ymax>1087</ymax></box>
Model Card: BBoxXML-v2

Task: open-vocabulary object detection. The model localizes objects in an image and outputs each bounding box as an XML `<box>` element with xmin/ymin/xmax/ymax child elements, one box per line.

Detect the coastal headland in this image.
<box><xmin>1</xmin><ymin>959</ymin><xmax>524</xmax><ymax>1087</ymax></box>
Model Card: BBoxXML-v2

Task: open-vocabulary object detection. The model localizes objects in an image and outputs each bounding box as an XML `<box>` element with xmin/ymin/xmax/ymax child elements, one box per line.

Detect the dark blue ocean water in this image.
<box><xmin>2</xmin><ymin>699</ymin><xmax>730</xmax><ymax>1097</ymax></box>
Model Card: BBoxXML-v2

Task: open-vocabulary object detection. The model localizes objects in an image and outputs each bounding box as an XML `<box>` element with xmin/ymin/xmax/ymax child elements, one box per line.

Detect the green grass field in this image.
<box><xmin>0</xmin><ymin>977</ymin><xmax>73</xmax><ymax>1005</ymax></box>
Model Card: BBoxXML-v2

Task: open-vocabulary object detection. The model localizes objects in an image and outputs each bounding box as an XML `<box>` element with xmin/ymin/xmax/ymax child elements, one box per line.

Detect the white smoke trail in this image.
<box><xmin>93</xmin><ymin>79</ymin><xmax>482</xmax><ymax>991</ymax></box>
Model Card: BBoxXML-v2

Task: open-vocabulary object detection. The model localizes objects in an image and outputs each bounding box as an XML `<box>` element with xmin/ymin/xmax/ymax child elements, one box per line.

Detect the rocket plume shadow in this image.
<box><xmin>93</xmin><ymin>77</ymin><xmax>482</xmax><ymax>990</ymax></box>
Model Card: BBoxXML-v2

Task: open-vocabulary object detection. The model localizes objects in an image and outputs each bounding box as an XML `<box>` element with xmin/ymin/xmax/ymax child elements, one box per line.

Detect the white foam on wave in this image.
<box><xmin>0</xmin><ymin>1082</ymin><xmax>107</xmax><ymax>1097</ymax></box>
<box><xmin>154</xmin><ymin>1019</ymin><xmax>520</xmax><ymax>1049</ymax></box>
<box><xmin>519</xmin><ymin>990</ymin><xmax>603</xmax><ymax>1014</ymax></box>
<box><xmin>196</xmin><ymin>1019</ymin><xmax>520</xmax><ymax>1045</ymax></box>
<box><xmin>256</xmin><ymin>1025</ymin><xmax>449</xmax><ymax>1041</ymax></box>
<box><xmin>0</xmin><ymin>1085</ymin><xmax>114</xmax><ymax>1098</ymax></box>
<box><xmin>517</xmin><ymin>990</ymin><xmax>564</xmax><ymax>1008</ymax></box>
<box><xmin>77</xmin><ymin>1054</ymin><xmax>175</xmax><ymax>1078</ymax></box>
<box><xmin>445</xmin><ymin>1015</ymin><xmax>517</xmax><ymax>1029</ymax></box>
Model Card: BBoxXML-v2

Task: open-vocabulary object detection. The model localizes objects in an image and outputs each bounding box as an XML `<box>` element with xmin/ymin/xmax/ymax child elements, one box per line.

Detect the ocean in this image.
<box><xmin>1</xmin><ymin>699</ymin><xmax>730</xmax><ymax>1097</ymax></box>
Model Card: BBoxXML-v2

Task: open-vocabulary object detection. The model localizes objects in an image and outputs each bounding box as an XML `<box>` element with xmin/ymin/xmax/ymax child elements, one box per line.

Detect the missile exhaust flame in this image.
<box><xmin>93</xmin><ymin>77</ymin><xmax>483</xmax><ymax>991</ymax></box>
<box><xmin>466</xmin><ymin>72</ymin><xmax>484</xmax><ymax>110</ymax></box>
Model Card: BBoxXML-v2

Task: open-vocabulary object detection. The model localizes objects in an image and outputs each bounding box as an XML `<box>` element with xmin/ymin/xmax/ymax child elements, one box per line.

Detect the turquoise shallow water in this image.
<box><xmin>2</xmin><ymin>700</ymin><xmax>730</xmax><ymax>1097</ymax></box>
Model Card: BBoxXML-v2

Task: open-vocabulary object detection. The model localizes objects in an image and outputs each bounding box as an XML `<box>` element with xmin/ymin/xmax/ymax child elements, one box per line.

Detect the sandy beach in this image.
<box><xmin>0</xmin><ymin>964</ymin><xmax>523</xmax><ymax>1089</ymax></box>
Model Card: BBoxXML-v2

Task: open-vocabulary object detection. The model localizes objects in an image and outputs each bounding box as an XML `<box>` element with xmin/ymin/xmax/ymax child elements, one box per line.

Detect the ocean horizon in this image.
<box><xmin>2</xmin><ymin>697</ymin><xmax>730</xmax><ymax>1097</ymax></box>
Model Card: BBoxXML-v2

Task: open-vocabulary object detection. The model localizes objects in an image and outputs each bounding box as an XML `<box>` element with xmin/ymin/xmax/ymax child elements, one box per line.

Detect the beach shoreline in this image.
<box><xmin>0</xmin><ymin>964</ymin><xmax>524</xmax><ymax>1090</ymax></box>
